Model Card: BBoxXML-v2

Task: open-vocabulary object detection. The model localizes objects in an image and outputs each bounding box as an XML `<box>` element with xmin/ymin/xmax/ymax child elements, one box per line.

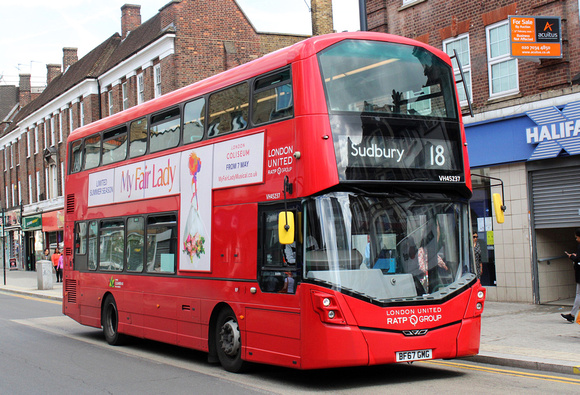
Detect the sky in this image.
<box><xmin>0</xmin><ymin>0</ymin><xmax>360</xmax><ymax>87</ymax></box>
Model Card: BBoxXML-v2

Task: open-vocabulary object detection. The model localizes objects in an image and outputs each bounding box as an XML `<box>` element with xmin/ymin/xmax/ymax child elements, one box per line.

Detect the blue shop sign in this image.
<box><xmin>465</xmin><ymin>100</ymin><xmax>580</xmax><ymax>167</ymax></box>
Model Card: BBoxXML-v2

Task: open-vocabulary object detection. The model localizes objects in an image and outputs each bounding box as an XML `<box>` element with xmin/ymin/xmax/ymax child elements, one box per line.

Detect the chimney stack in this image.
<box><xmin>121</xmin><ymin>4</ymin><xmax>141</xmax><ymax>39</ymax></box>
<box><xmin>47</xmin><ymin>64</ymin><xmax>61</xmax><ymax>85</ymax></box>
<box><xmin>19</xmin><ymin>74</ymin><xmax>31</xmax><ymax>107</ymax></box>
<box><xmin>63</xmin><ymin>47</ymin><xmax>78</xmax><ymax>71</ymax></box>
<box><xmin>311</xmin><ymin>0</ymin><xmax>334</xmax><ymax>36</ymax></box>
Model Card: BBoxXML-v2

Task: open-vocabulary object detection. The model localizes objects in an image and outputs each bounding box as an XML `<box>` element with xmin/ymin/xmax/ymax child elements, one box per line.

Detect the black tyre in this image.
<box><xmin>215</xmin><ymin>308</ymin><xmax>246</xmax><ymax>372</ymax></box>
<box><xmin>102</xmin><ymin>295</ymin><xmax>126</xmax><ymax>345</ymax></box>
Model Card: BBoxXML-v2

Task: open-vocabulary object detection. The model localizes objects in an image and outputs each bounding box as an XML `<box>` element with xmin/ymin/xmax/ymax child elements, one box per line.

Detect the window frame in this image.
<box><xmin>101</xmin><ymin>126</ymin><xmax>128</xmax><ymax>166</ymax></box>
<box><xmin>486</xmin><ymin>20</ymin><xmax>519</xmax><ymax>99</ymax></box>
<box><xmin>149</xmin><ymin>107</ymin><xmax>181</xmax><ymax>154</ymax></box>
<box><xmin>251</xmin><ymin>67</ymin><xmax>293</xmax><ymax>126</ymax></box>
<box><xmin>122</xmin><ymin>82</ymin><xmax>129</xmax><ymax>110</ymax></box>
<box><xmin>443</xmin><ymin>34</ymin><xmax>472</xmax><ymax>107</ymax></box>
<box><xmin>154</xmin><ymin>64</ymin><xmax>162</xmax><ymax>98</ymax></box>
<box><xmin>137</xmin><ymin>73</ymin><xmax>145</xmax><ymax>105</ymax></box>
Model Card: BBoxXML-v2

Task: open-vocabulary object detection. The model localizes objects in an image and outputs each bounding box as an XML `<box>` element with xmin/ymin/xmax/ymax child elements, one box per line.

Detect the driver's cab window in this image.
<box><xmin>258</xmin><ymin>206</ymin><xmax>301</xmax><ymax>294</ymax></box>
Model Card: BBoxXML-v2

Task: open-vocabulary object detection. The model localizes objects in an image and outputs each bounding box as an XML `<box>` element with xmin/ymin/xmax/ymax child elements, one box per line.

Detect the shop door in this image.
<box><xmin>25</xmin><ymin>232</ymin><xmax>36</xmax><ymax>271</ymax></box>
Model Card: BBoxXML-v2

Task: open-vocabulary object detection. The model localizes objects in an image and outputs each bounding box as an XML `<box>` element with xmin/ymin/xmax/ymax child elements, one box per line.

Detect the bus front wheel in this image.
<box><xmin>215</xmin><ymin>308</ymin><xmax>246</xmax><ymax>372</ymax></box>
<box><xmin>102</xmin><ymin>295</ymin><xmax>126</xmax><ymax>345</ymax></box>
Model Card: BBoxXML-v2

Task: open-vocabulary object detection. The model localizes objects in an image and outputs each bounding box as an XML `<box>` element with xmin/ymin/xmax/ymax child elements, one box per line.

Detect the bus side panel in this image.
<box><xmin>211</xmin><ymin>204</ymin><xmax>258</xmax><ymax>280</ymax></box>
<box><xmin>142</xmin><ymin>292</ymin><xmax>178</xmax><ymax>344</ymax></box>
<box><xmin>176</xmin><ymin>297</ymin><xmax>203</xmax><ymax>349</ymax></box>
<box><xmin>299</xmin><ymin>285</ymin><xmax>369</xmax><ymax>369</ymax></box>
<box><xmin>244</xmin><ymin>307</ymin><xmax>301</xmax><ymax>368</ymax></box>
<box><xmin>456</xmin><ymin>317</ymin><xmax>481</xmax><ymax>357</ymax></box>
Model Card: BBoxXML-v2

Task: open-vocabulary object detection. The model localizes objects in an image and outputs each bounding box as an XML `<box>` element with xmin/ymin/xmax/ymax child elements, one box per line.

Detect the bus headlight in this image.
<box><xmin>311</xmin><ymin>291</ymin><xmax>346</xmax><ymax>325</ymax></box>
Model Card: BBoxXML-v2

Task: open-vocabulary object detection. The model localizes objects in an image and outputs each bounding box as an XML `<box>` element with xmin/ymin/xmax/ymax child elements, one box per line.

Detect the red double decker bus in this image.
<box><xmin>63</xmin><ymin>32</ymin><xmax>485</xmax><ymax>372</ymax></box>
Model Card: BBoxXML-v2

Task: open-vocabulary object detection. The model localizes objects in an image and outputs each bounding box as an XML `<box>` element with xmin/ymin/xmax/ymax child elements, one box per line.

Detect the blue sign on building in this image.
<box><xmin>465</xmin><ymin>100</ymin><xmax>580</xmax><ymax>167</ymax></box>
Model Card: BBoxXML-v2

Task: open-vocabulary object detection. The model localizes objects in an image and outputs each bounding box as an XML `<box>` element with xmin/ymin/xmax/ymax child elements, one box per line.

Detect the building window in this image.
<box><xmin>486</xmin><ymin>20</ymin><xmax>518</xmax><ymax>98</ymax></box>
<box><xmin>36</xmin><ymin>171</ymin><xmax>41</xmax><ymax>201</ymax></box>
<box><xmin>26</xmin><ymin>130</ymin><xmax>30</xmax><ymax>158</ymax></box>
<box><xmin>34</xmin><ymin>126</ymin><xmax>39</xmax><ymax>154</ymax></box>
<box><xmin>108</xmin><ymin>90</ymin><xmax>114</xmax><ymax>116</ymax></box>
<box><xmin>443</xmin><ymin>34</ymin><xmax>472</xmax><ymax>106</ymax></box>
<box><xmin>59</xmin><ymin>112</ymin><xmax>63</xmax><ymax>142</ymax></box>
<box><xmin>44</xmin><ymin>123</ymin><xmax>49</xmax><ymax>150</ymax></box>
<box><xmin>28</xmin><ymin>174</ymin><xmax>33</xmax><ymax>203</ymax></box>
<box><xmin>10</xmin><ymin>143</ymin><xmax>13</xmax><ymax>168</ymax></box>
<box><xmin>154</xmin><ymin>64</ymin><xmax>161</xmax><ymax>98</ymax></box>
<box><xmin>48</xmin><ymin>164</ymin><xmax>58</xmax><ymax>199</ymax></box>
<box><xmin>69</xmin><ymin>107</ymin><xmax>73</xmax><ymax>132</ymax></box>
<box><xmin>50</xmin><ymin>117</ymin><xmax>56</xmax><ymax>146</ymax></box>
<box><xmin>122</xmin><ymin>82</ymin><xmax>129</xmax><ymax>110</ymax></box>
<box><xmin>18</xmin><ymin>181</ymin><xmax>21</xmax><ymax>205</ymax></box>
<box><xmin>137</xmin><ymin>73</ymin><xmax>145</xmax><ymax>104</ymax></box>
<box><xmin>80</xmin><ymin>101</ymin><xmax>85</xmax><ymax>127</ymax></box>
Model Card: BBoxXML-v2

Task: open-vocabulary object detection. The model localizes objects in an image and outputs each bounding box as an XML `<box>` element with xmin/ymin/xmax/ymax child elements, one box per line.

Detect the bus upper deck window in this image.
<box><xmin>129</xmin><ymin>118</ymin><xmax>148</xmax><ymax>159</ymax></box>
<box><xmin>84</xmin><ymin>134</ymin><xmax>101</xmax><ymax>170</ymax></box>
<box><xmin>183</xmin><ymin>98</ymin><xmax>205</xmax><ymax>144</ymax></box>
<box><xmin>150</xmin><ymin>108</ymin><xmax>180</xmax><ymax>153</ymax></box>
<box><xmin>208</xmin><ymin>83</ymin><xmax>249</xmax><ymax>137</ymax></box>
<box><xmin>252</xmin><ymin>69</ymin><xmax>293</xmax><ymax>125</ymax></box>
<box><xmin>102</xmin><ymin>126</ymin><xmax>127</xmax><ymax>165</ymax></box>
<box><xmin>70</xmin><ymin>140</ymin><xmax>83</xmax><ymax>173</ymax></box>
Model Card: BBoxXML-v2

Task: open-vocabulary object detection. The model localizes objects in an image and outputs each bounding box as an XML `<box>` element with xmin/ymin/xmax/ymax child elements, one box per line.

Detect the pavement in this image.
<box><xmin>1</xmin><ymin>269</ymin><xmax>579</xmax><ymax>375</ymax></box>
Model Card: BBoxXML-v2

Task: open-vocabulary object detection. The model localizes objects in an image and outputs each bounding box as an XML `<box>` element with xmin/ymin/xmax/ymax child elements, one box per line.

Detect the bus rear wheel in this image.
<box><xmin>215</xmin><ymin>308</ymin><xmax>246</xmax><ymax>372</ymax></box>
<box><xmin>102</xmin><ymin>295</ymin><xmax>126</xmax><ymax>345</ymax></box>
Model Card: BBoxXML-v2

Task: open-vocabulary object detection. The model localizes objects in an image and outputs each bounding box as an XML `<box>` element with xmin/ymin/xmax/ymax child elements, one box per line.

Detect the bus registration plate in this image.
<box><xmin>396</xmin><ymin>349</ymin><xmax>432</xmax><ymax>362</ymax></box>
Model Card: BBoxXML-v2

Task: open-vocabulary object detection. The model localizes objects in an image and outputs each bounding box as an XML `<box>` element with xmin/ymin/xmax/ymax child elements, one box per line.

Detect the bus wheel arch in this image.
<box><xmin>210</xmin><ymin>304</ymin><xmax>247</xmax><ymax>372</ymax></box>
<box><xmin>101</xmin><ymin>293</ymin><xmax>126</xmax><ymax>346</ymax></box>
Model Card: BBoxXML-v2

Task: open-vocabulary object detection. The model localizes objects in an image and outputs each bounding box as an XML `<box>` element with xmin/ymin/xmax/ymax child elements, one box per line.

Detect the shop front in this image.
<box><xmin>465</xmin><ymin>95</ymin><xmax>580</xmax><ymax>303</ymax></box>
<box><xmin>22</xmin><ymin>214</ymin><xmax>43</xmax><ymax>271</ymax></box>
<box><xmin>42</xmin><ymin>210</ymin><xmax>64</xmax><ymax>255</ymax></box>
<box><xmin>2</xmin><ymin>209</ymin><xmax>23</xmax><ymax>270</ymax></box>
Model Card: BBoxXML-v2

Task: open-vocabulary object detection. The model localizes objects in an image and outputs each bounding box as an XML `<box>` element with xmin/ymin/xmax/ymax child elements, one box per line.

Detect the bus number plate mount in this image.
<box><xmin>395</xmin><ymin>349</ymin><xmax>432</xmax><ymax>362</ymax></box>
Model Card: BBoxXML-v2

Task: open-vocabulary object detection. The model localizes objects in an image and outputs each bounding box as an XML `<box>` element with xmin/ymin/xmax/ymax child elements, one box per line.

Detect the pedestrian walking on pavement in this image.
<box><xmin>51</xmin><ymin>248</ymin><xmax>62</xmax><ymax>282</ymax></box>
<box><xmin>43</xmin><ymin>248</ymin><xmax>50</xmax><ymax>261</ymax></box>
<box><xmin>56</xmin><ymin>254</ymin><xmax>64</xmax><ymax>283</ymax></box>
<box><xmin>562</xmin><ymin>228</ymin><xmax>580</xmax><ymax>323</ymax></box>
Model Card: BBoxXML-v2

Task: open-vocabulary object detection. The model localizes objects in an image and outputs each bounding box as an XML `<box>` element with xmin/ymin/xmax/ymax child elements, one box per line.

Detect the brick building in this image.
<box><xmin>0</xmin><ymin>0</ymin><xmax>333</xmax><ymax>271</ymax></box>
<box><xmin>367</xmin><ymin>0</ymin><xmax>580</xmax><ymax>304</ymax></box>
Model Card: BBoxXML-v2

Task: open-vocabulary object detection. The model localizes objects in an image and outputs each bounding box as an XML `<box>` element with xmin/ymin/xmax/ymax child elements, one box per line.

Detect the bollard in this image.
<box><xmin>37</xmin><ymin>260</ymin><xmax>53</xmax><ymax>290</ymax></box>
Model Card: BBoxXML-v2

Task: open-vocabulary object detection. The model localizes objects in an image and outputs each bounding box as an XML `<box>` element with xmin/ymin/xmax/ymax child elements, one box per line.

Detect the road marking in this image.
<box><xmin>423</xmin><ymin>360</ymin><xmax>580</xmax><ymax>385</ymax></box>
<box><xmin>0</xmin><ymin>290</ymin><xmax>61</xmax><ymax>305</ymax></box>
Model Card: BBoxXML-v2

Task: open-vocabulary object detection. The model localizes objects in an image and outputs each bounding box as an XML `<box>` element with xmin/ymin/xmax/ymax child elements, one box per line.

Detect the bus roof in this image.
<box><xmin>68</xmin><ymin>31</ymin><xmax>451</xmax><ymax>142</ymax></box>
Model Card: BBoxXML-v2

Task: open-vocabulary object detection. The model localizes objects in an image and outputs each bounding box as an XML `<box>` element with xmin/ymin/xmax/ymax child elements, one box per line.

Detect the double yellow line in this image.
<box><xmin>422</xmin><ymin>359</ymin><xmax>580</xmax><ymax>385</ymax></box>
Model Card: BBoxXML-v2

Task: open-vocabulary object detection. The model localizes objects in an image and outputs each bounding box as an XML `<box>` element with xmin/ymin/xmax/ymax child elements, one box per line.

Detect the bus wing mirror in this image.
<box><xmin>278</xmin><ymin>212</ymin><xmax>295</xmax><ymax>245</ymax></box>
<box><xmin>492</xmin><ymin>193</ymin><xmax>505</xmax><ymax>224</ymax></box>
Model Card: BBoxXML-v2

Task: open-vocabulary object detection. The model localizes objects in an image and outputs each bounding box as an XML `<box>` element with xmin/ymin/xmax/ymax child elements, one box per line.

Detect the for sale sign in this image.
<box><xmin>510</xmin><ymin>16</ymin><xmax>562</xmax><ymax>58</ymax></box>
